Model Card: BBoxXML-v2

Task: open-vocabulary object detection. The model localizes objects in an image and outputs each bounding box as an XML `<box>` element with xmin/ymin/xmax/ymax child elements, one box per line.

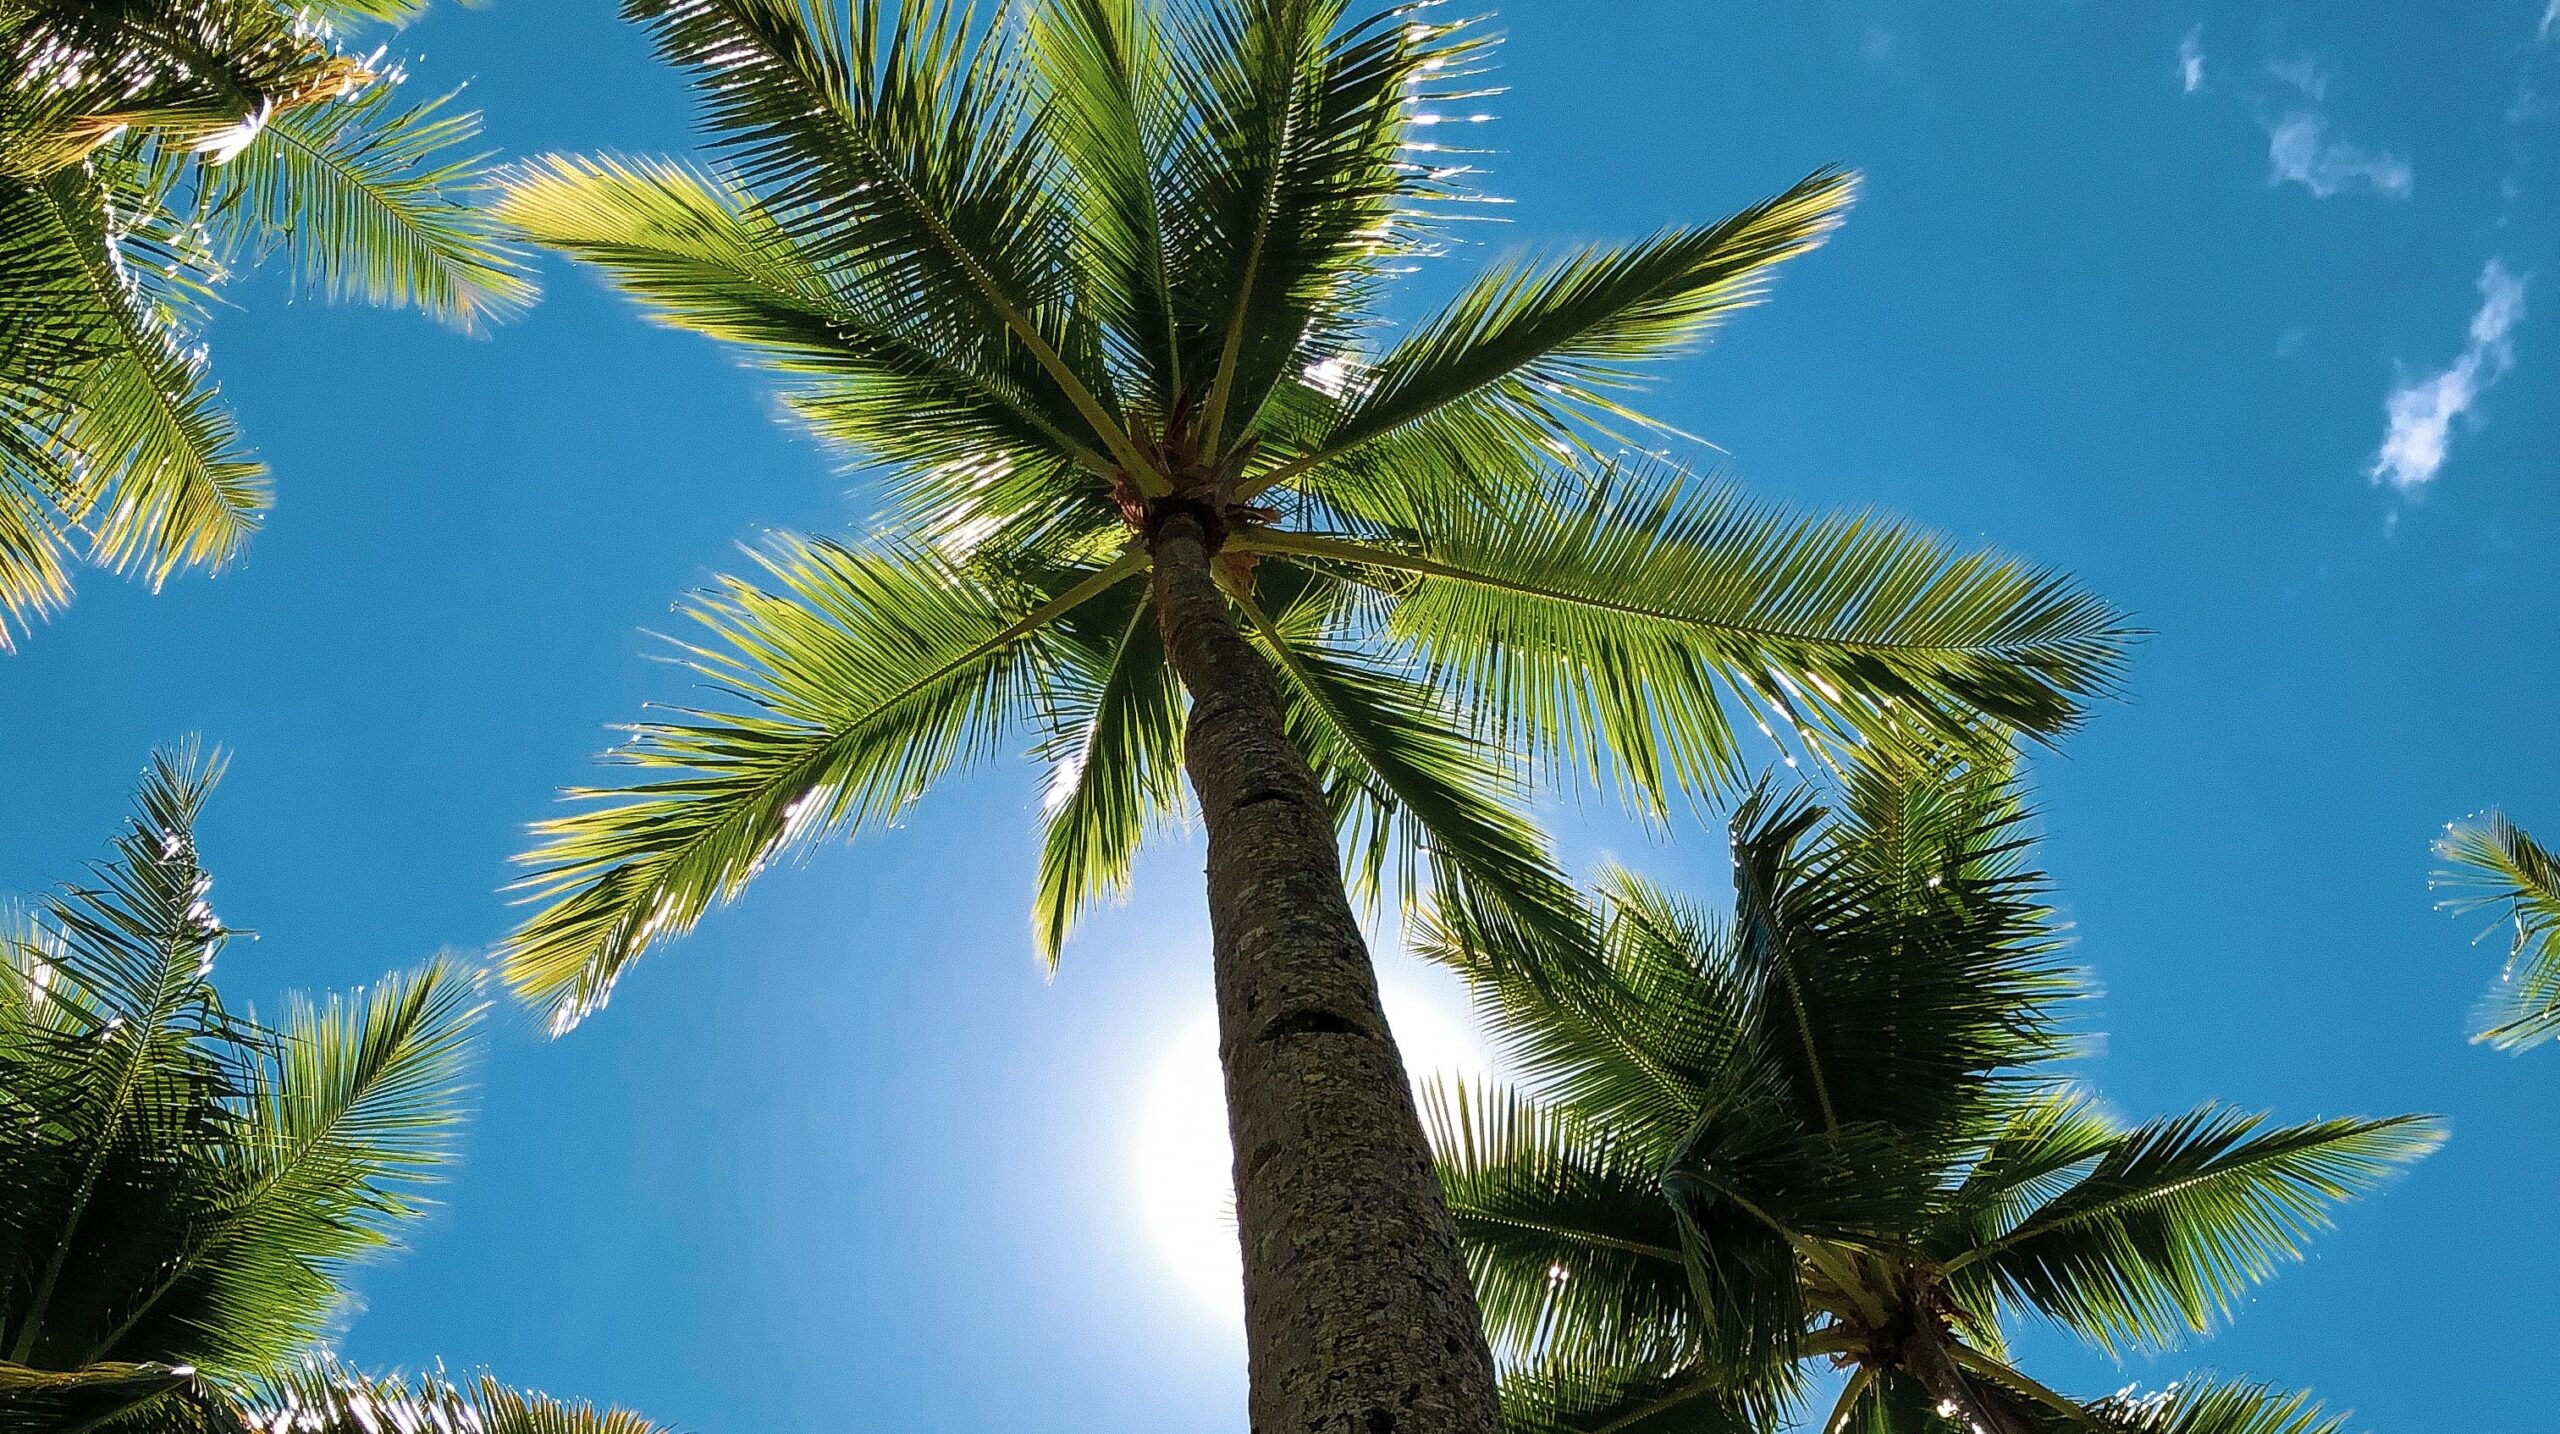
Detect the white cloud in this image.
<box><xmin>2371</xmin><ymin>260</ymin><xmax>2529</xmax><ymax>492</ymax></box>
<box><xmin>2179</xmin><ymin>26</ymin><xmax>2205</xmax><ymax>92</ymax></box>
<box><xmin>2540</xmin><ymin>0</ymin><xmax>2557</xmax><ymax>44</ymax></box>
<box><xmin>2266</xmin><ymin>112</ymin><xmax>2413</xmax><ymax>198</ymax></box>
<box><xmin>2270</xmin><ymin>54</ymin><xmax>2328</xmax><ymax>99</ymax></box>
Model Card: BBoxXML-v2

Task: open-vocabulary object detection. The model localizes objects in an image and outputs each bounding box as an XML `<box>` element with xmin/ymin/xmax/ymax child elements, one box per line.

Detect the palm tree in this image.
<box><xmin>0</xmin><ymin>745</ymin><xmax>667</xmax><ymax>1434</ymax></box>
<box><xmin>1420</xmin><ymin>752</ymin><xmax>2439</xmax><ymax>1433</ymax></box>
<box><xmin>491</xmin><ymin>3</ymin><xmax>2133</xmax><ymax>1426</ymax></box>
<box><xmin>0</xmin><ymin>0</ymin><xmax>531</xmax><ymax>646</ymax></box>
<box><xmin>2435</xmin><ymin>811</ymin><xmax>2560</xmax><ymax>1051</ymax></box>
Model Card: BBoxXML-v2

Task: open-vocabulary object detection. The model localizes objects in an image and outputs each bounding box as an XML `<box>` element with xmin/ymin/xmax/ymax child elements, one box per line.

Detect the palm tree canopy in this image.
<box><xmin>0</xmin><ymin>0</ymin><xmax>532</xmax><ymax>646</ymax></box>
<box><xmin>2436</xmin><ymin>810</ymin><xmax>2560</xmax><ymax>1051</ymax></box>
<box><xmin>494</xmin><ymin>0</ymin><xmax>2135</xmax><ymax>1031</ymax></box>
<box><xmin>1418</xmin><ymin>750</ymin><xmax>2440</xmax><ymax>1433</ymax></box>
<box><xmin>0</xmin><ymin>742</ymin><xmax>493</xmax><ymax>1431</ymax></box>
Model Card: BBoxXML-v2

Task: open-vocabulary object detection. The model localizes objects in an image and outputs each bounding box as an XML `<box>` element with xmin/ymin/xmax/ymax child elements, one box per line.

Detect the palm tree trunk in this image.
<box><xmin>1148</xmin><ymin>508</ymin><xmax>1500</xmax><ymax>1434</ymax></box>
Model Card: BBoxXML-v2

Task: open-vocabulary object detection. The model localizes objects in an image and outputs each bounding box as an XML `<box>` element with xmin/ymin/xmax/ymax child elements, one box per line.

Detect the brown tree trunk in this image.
<box><xmin>1148</xmin><ymin>508</ymin><xmax>1501</xmax><ymax>1434</ymax></box>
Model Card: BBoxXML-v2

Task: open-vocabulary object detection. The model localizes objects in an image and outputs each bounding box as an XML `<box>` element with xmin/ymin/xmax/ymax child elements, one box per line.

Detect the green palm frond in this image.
<box><xmin>9</xmin><ymin>160</ymin><xmax>269</xmax><ymax>593</ymax></box>
<box><xmin>494</xmin><ymin>152</ymin><xmax>1114</xmax><ymax>532</ymax></box>
<box><xmin>1241</xmin><ymin>570</ymin><xmax>1584</xmax><ymax>945</ymax></box>
<box><xmin>2435</xmin><ymin>810</ymin><xmax>2560</xmax><ymax>1050</ymax></box>
<box><xmin>1960</xmin><ymin>1107</ymin><xmax>2441</xmax><ymax>1355</ymax></box>
<box><xmin>1496</xmin><ymin>1354</ymin><xmax>1764</xmax><ymax>1434</ymax></box>
<box><xmin>2077</xmin><ymin>1376</ymin><xmax>2346</xmax><ymax>1434</ymax></box>
<box><xmin>1024</xmin><ymin>0</ymin><xmax>1184</xmax><ymax>402</ymax></box>
<box><xmin>247</xmin><ymin>1358</ymin><xmax>680</xmax><ymax>1434</ymax></box>
<box><xmin>1237</xmin><ymin>466</ymin><xmax>2131</xmax><ymax>812</ymax></box>
<box><xmin>0</xmin><ymin>1357</ymin><xmax>202</xmax><ymax>1432</ymax></box>
<box><xmin>0</xmin><ymin>744</ymin><xmax>484</xmax><ymax>1394</ymax></box>
<box><xmin>1422</xmin><ymin>1078</ymin><xmax>1694</xmax><ymax>1367</ymax></box>
<box><xmin>1030</xmin><ymin>574</ymin><xmax>1188</xmax><ymax>961</ymax></box>
<box><xmin>621</xmin><ymin>0</ymin><xmax>1148</xmax><ymax>476</ymax></box>
<box><xmin>194</xmin><ymin>77</ymin><xmax>534</xmax><ymax>328</ymax></box>
<box><xmin>1723</xmin><ymin>749</ymin><xmax>2070</xmax><ymax>1138</ymax></box>
<box><xmin>1266</xmin><ymin>167</ymin><xmax>1856</xmax><ymax>493</ymax></box>
<box><xmin>505</xmin><ymin>538</ymin><xmax>1139</xmax><ymax>1028</ymax></box>
<box><xmin>1416</xmin><ymin>866</ymin><xmax>1753</xmax><ymax>1154</ymax></box>
<box><xmin>1160</xmin><ymin>0</ymin><xmax>1488</xmax><ymax>446</ymax></box>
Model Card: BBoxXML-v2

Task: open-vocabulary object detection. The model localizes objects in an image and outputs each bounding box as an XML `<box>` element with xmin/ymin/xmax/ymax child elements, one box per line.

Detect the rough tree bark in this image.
<box><xmin>1148</xmin><ymin>507</ymin><xmax>1501</xmax><ymax>1434</ymax></box>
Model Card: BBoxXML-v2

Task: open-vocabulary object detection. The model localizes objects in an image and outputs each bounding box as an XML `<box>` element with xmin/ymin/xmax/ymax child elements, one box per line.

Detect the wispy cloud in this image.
<box><xmin>2179</xmin><ymin>25</ymin><xmax>2205</xmax><ymax>93</ymax></box>
<box><xmin>2266</xmin><ymin>112</ymin><xmax>2413</xmax><ymax>198</ymax></box>
<box><xmin>2371</xmin><ymin>260</ymin><xmax>2529</xmax><ymax>492</ymax></box>
<box><xmin>2540</xmin><ymin>0</ymin><xmax>2557</xmax><ymax>44</ymax></box>
<box><xmin>2269</xmin><ymin>54</ymin><xmax>2328</xmax><ymax>99</ymax></box>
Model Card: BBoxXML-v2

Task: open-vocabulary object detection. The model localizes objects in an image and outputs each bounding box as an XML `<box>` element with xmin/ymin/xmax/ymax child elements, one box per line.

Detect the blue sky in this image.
<box><xmin>5</xmin><ymin>1</ymin><xmax>2557</xmax><ymax>1428</ymax></box>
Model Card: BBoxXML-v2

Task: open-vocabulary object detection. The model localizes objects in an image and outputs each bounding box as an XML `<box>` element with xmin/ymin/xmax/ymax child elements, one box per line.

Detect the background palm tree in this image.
<box><xmin>2435</xmin><ymin>812</ymin><xmax>2560</xmax><ymax>1051</ymax></box>
<box><xmin>0</xmin><ymin>744</ymin><xmax>667</xmax><ymax>1434</ymax></box>
<box><xmin>0</xmin><ymin>0</ymin><xmax>531</xmax><ymax>647</ymax></box>
<box><xmin>1420</xmin><ymin>752</ymin><xmax>2439</xmax><ymax>1434</ymax></box>
<box><xmin>492</xmin><ymin>2</ymin><xmax>2133</xmax><ymax>1426</ymax></box>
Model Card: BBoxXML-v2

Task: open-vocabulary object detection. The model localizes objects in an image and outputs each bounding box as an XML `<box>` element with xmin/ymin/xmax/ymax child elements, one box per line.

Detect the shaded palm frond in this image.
<box><xmin>1496</xmin><ymin>1353</ymin><xmax>1767</xmax><ymax>1434</ymax></box>
<box><xmin>1422</xmin><ymin>1078</ymin><xmax>1695</xmax><ymax>1367</ymax></box>
<box><xmin>2435</xmin><ymin>810</ymin><xmax>2560</xmax><ymax>1050</ymax></box>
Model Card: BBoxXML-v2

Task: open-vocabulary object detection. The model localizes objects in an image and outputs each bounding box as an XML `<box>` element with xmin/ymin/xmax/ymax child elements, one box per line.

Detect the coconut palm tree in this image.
<box><xmin>2435</xmin><ymin>811</ymin><xmax>2560</xmax><ymax>1052</ymax></box>
<box><xmin>491</xmin><ymin>3</ymin><xmax>2133</xmax><ymax>1426</ymax></box>
<box><xmin>0</xmin><ymin>0</ymin><xmax>531</xmax><ymax>646</ymax></box>
<box><xmin>1420</xmin><ymin>751</ymin><xmax>2439</xmax><ymax>1433</ymax></box>
<box><xmin>0</xmin><ymin>745</ymin><xmax>665</xmax><ymax>1434</ymax></box>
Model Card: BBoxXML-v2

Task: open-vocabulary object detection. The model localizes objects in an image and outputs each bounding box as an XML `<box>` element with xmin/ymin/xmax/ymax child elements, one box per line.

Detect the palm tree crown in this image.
<box><xmin>1419</xmin><ymin>752</ymin><xmax>2441</xmax><ymax>1434</ymax></box>
<box><xmin>0</xmin><ymin>744</ymin><xmax>663</xmax><ymax>1434</ymax></box>
<box><xmin>493</xmin><ymin>0</ymin><xmax>2132</xmax><ymax>1025</ymax></box>
<box><xmin>0</xmin><ymin>0</ymin><xmax>532</xmax><ymax>646</ymax></box>
<box><xmin>2436</xmin><ymin>811</ymin><xmax>2560</xmax><ymax>1051</ymax></box>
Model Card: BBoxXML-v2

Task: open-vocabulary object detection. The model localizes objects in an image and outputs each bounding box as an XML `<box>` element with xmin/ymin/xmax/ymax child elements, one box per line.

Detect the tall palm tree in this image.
<box><xmin>2435</xmin><ymin>811</ymin><xmax>2560</xmax><ymax>1051</ymax></box>
<box><xmin>0</xmin><ymin>745</ymin><xmax>667</xmax><ymax>1434</ymax></box>
<box><xmin>0</xmin><ymin>0</ymin><xmax>531</xmax><ymax>646</ymax></box>
<box><xmin>491</xmin><ymin>3</ymin><xmax>2133</xmax><ymax>1426</ymax></box>
<box><xmin>1420</xmin><ymin>752</ymin><xmax>2439</xmax><ymax>1434</ymax></box>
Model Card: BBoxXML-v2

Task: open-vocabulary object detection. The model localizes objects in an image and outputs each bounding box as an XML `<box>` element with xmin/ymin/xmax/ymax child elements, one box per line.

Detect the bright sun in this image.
<box><xmin>1135</xmin><ymin>977</ymin><xmax>1490</xmax><ymax>1314</ymax></box>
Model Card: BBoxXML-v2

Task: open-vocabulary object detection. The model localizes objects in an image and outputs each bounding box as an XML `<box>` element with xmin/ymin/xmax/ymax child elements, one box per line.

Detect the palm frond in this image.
<box><xmin>2078</xmin><ymin>1376</ymin><xmax>2346</xmax><ymax>1434</ymax></box>
<box><xmin>621</xmin><ymin>0</ymin><xmax>1148</xmax><ymax>474</ymax></box>
<box><xmin>1422</xmin><ymin>1077</ymin><xmax>1694</xmax><ymax>1367</ymax></box>
<box><xmin>499</xmin><ymin>153</ymin><xmax>1113</xmax><ymax>490</ymax></box>
<box><xmin>1235</xmin><ymin>465</ymin><xmax>2132</xmax><ymax>812</ymax></box>
<box><xmin>1496</xmin><ymin>1354</ymin><xmax>1765</xmax><ymax>1434</ymax></box>
<box><xmin>1024</xmin><ymin>0</ymin><xmax>1184</xmax><ymax>403</ymax></box>
<box><xmin>248</xmin><ymin>1358</ymin><xmax>680</xmax><ymax>1434</ymax></box>
<box><xmin>1264</xmin><ymin>167</ymin><xmax>1857</xmax><ymax>494</ymax></box>
<box><xmin>120</xmin><ymin>959</ymin><xmax>483</xmax><ymax>1376</ymax></box>
<box><xmin>503</xmin><ymin>538</ymin><xmax>1139</xmax><ymax>1030</ymax></box>
<box><xmin>1161</xmin><ymin>0</ymin><xmax>1488</xmax><ymax>445</ymax></box>
<box><xmin>196</xmin><ymin>77</ymin><xmax>534</xmax><ymax>328</ymax></box>
<box><xmin>2435</xmin><ymin>810</ymin><xmax>2560</xmax><ymax>1050</ymax></box>
<box><xmin>1963</xmin><ymin>1107</ymin><xmax>2441</xmax><ymax>1354</ymax></box>
<box><xmin>1240</xmin><ymin>568</ymin><xmax>1583</xmax><ymax>946</ymax></box>
<box><xmin>1723</xmin><ymin>749</ymin><xmax>2071</xmax><ymax>1139</ymax></box>
<box><xmin>15</xmin><ymin>161</ymin><xmax>268</xmax><ymax>593</ymax></box>
<box><xmin>1030</xmin><ymin>573</ymin><xmax>1187</xmax><ymax>962</ymax></box>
